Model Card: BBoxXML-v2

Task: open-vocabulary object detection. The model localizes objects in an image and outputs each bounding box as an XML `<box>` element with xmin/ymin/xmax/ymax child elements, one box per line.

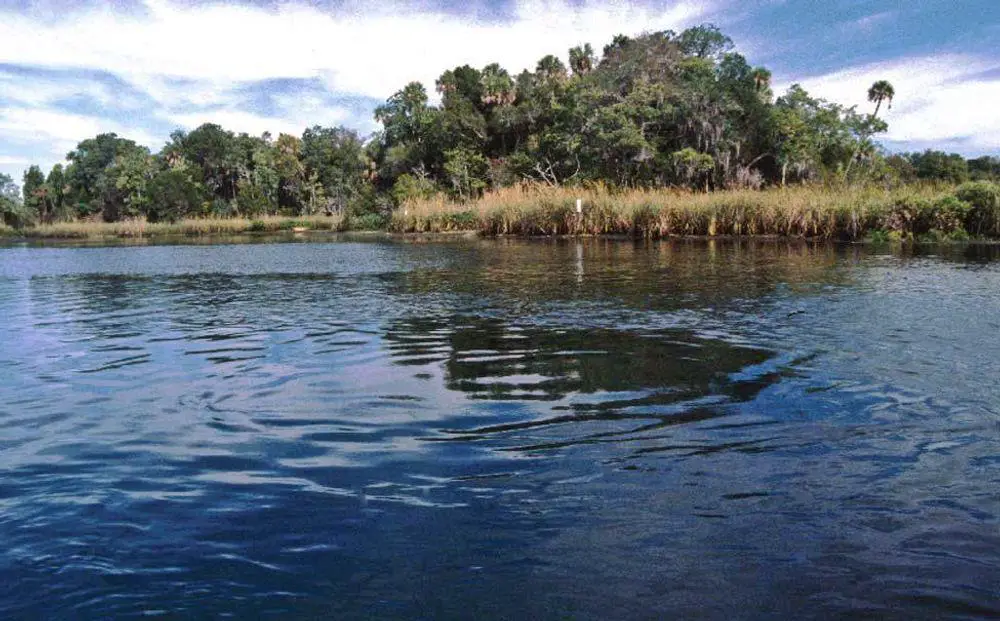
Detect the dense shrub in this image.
<box><xmin>955</xmin><ymin>181</ymin><xmax>1000</xmax><ymax>235</ymax></box>
<box><xmin>928</xmin><ymin>196</ymin><xmax>971</xmax><ymax>233</ymax></box>
<box><xmin>883</xmin><ymin>195</ymin><xmax>971</xmax><ymax>237</ymax></box>
<box><xmin>348</xmin><ymin>213</ymin><xmax>387</xmax><ymax>230</ymax></box>
<box><xmin>883</xmin><ymin>196</ymin><xmax>929</xmax><ymax>235</ymax></box>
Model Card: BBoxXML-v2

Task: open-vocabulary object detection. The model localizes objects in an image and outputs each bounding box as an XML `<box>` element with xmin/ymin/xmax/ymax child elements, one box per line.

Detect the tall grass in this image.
<box><xmin>17</xmin><ymin>214</ymin><xmax>343</xmax><ymax>239</ymax></box>
<box><xmin>390</xmin><ymin>184</ymin><xmax>955</xmax><ymax>239</ymax></box>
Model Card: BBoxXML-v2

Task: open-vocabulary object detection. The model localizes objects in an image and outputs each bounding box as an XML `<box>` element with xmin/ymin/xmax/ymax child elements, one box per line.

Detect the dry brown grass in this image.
<box><xmin>391</xmin><ymin>184</ymin><xmax>949</xmax><ymax>239</ymax></box>
<box><xmin>20</xmin><ymin>214</ymin><xmax>343</xmax><ymax>239</ymax></box>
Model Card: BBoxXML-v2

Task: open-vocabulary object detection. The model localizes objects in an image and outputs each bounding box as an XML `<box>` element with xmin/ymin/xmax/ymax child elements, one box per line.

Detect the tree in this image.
<box><xmin>65</xmin><ymin>133</ymin><xmax>142</xmax><ymax>217</ymax></box>
<box><xmin>100</xmin><ymin>148</ymin><xmax>154</xmax><ymax>221</ymax></box>
<box><xmin>274</xmin><ymin>133</ymin><xmax>308</xmax><ymax>213</ymax></box>
<box><xmin>844</xmin><ymin>80</ymin><xmax>894</xmax><ymax>179</ymax></box>
<box><xmin>0</xmin><ymin>173</ymin><xmax>22</xmax><ymax>226</ymax></box>
<box><xmin>443</xmin><ymin>147</ymin><xmax>488</xmax><ymax>200</ymax></box>
<box><xmin>968</xmin><ymin>155</ymin><xmax>1000</xmax><ymax>181</ymax></box>
<box><xmin>676</xmin><ymin>24</ymin><xmax>734</xmax><ymax>61</ymax></box>
<box><xmin>751</xmin><ymin>67</ymin><xmax>772</xmax><ymax>93</ymax></box>
<box><xmin>479</xmin><ymin>63</ymin><xmax>515</xmax><ymax>106</ymax></box>
<box><xmin>145</xmin><ymin>166</ymin><xmax>204</xmax><ymax>222</ymax></box>
<box><xmin>375</xmin><ymin>82</ymin><xmax>432</xmax><ymax>147</ymax></box>
<box><xmin>169</xmin><ymin>124</ymin><xmax>241</xmax><ymax>204</ymax></box>
<box><xmin>535</xmin><ymin>55</ymin><xmax>568</xmax><ymax>83</ymax></box>
<box><xmin>45</xmin><ymin>164</ymin><xmax>66</xmax><ymax>222</ymax></box>
<box><xmin>17</xmin><ymin>26</ymin><xmax>952</xmax><ymax>217</ymax></box>
<box><xmin>233</xmin><ymin>133</ymin><xmax>280</xmax><ymax>217</ymax></box>
<box><xmin>569</xmin><ymin>44</ymin><xmax>596</xmax><ymax>77</ymax></box>
<box><xmin>301</xmin><ymin>126</ymin><xmax>371</xmax><ymax>214</ymax></box>
<box><xmin>671</xmin><ymin>148</ymin><xmax>715</xmax><ymax>189</ymax></box>
<box><xmin>867</xmin><ymin>80</ymin><xmax>895</xmax><ymax>118</ymax></box>
<box><xmin>909</xmin><ymin>150</ymin><xmax>969</xmax><ymax>184</ymax></box>
<box><xmin>22</xmin><ymin>165</ymin><xmax>45</xmax><ymax>222</ymax></box>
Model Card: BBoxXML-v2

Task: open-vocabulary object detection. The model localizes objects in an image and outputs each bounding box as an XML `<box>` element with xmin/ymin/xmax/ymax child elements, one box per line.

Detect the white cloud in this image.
<box><xmin>0</xmin><ymin>0</ymin><xmax>708</xmax><ymax>178</ymax></box>
<box><xmin>0</xmin><ymin>108</ymin><xmax>140</xmax><ymax>149</ymax></box>
<box><xmin>847</xmin><ymin>11</ymin><xmax>895</xmax><ymax>33</ymax></box>
<box><xmin>0</xmin><ymin>69</ymin><xmax>123</xmax><ymax>108</ymax></box>
<box><xmin>167</xmin><ymin>107</ymin><xmax>350</xmax><ymax>138</ymax></box>
<box><xmin>0</xmin><ymin>107</ymin><xmax>164</xmax><ymax>176</ymax></box>
<box><xmin>0</xmin><ymin>0</ymin><xmax>708</xmax><ymax>101</ymax></box>
<box><xmin>776</xmin><ymin>54</ymin><xmax>1000</xmax><ymax>152</ymax></box>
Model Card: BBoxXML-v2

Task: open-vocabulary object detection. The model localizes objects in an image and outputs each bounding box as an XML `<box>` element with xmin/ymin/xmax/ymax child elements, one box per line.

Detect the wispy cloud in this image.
<box><xmin>0</xmin><ymin>0</ymin><xmax>710</xmax><ymax>178</ymax></box>
<box><xmin>0</xmin><ymin>0</ymin><xmax>708</xmax><ymax>99</ymax></box>
<box><xmin>848</xmin><ymin>10</ymin><xmax>895</xmax><ymax>33</ymax></box>
<box><xmin>167</xmin><ymin>107</ymin><xmax>351</xmax><ymax>138</ymax></box>
<box><xmin>0</xmin><ymin>105</ymin><xmax>166</xmax><ymax>180</ymax></box>
<box><xmin>776</xmin><ymin>54</ymin><xmax>1000</xmax><ymax>153</ymax></box>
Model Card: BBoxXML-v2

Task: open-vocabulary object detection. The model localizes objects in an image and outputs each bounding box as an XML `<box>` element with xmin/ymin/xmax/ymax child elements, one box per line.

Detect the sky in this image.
<box><xmin>0</xmin><ymin>0</ymin><xmax>998</xmax><ymax>180</ymax></box>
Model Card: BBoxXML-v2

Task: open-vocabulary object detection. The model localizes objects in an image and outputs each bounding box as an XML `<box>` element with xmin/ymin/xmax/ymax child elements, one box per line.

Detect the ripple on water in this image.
<box><xmin>0</xmin><ymin>239</ymin><xmax>997</xmax><ymax>618</ymax></box>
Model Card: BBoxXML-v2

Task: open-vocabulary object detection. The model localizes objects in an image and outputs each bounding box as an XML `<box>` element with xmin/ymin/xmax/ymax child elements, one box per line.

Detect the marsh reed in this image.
<box><xmin>391</xmin><ymin>184</ymin><xmax>953</xmax><ymax>239</ymax></box>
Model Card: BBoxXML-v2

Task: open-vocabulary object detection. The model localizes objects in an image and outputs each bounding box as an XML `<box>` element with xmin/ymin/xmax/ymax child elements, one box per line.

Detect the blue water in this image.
<box><xmin>0</xmin><ymin>238</ymin><xmax>997</xmax><ymax>619</ymax></box>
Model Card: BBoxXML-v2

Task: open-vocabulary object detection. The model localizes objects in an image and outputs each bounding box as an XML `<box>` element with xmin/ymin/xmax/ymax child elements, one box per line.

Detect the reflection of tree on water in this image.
<box><xmin>384</xmin><ymin>316</ymin><xmax>782</xmax><ymax>450</ymax></box>
<box><xmin>394</xmin><ymin>238</ymin><xmax>858</xmax><ymax>315</ymax></box>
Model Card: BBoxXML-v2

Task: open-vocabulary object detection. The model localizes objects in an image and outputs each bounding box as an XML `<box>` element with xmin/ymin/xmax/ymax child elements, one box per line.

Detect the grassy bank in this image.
<box><xmin>2</xmin><ymin>214</ymin><xmax>345</xmax><ymax>240</ymax></box>
<box><xmin>391</xmin><ymin>183</ymin><xmax>1000</xmax><ymax>241</ymax></box>
<box><xmin>7</xmin><ymin>182</ymin><xmax>999</xmax><ymax>242</ymax></box>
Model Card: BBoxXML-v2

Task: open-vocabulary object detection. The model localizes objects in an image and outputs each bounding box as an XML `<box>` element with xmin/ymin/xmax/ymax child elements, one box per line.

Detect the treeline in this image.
<box><xmin>886</xmin><ymin>151</ymin><xmax>1000</xmax><ymax>185</ymax></box>
<box><xmin>4</xmin><ymin>126</ymin><xmax>372</xmax><ymax>228</ymax></box>
<box><xmin>2</xmin><ymin>24</ymin><xmax>998</xmax><ymax>228</ymax></box>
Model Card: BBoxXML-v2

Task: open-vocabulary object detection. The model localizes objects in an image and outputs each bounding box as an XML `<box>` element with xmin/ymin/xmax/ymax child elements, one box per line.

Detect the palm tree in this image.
<box><xmin>845</xmin><ymin>80</ymin><xmax>895</xmax><ymax>180</ymax></box>
<box><xmin>867</xmin><ymin>80</ymin><xmax>895</xmax><ymax>118</ymax></box>
<box><xmin>751</xmin><ymin>67</ymin><xmax>772</xmax><ymax>92</ymax></box>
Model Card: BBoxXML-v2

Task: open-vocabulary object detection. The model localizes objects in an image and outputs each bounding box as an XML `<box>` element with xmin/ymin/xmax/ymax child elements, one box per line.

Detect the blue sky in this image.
<box><xmin>1</xmin><ymin>0</ymin><xmax>998</xmax><ymax>180</ymax></box>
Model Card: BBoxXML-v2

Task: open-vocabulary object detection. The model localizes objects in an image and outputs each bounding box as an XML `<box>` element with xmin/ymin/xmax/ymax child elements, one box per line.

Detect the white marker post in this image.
<box><xmin>576</xmin><ymin>198</ymin><xmax>583</xmax><ymax>214</ymax></box>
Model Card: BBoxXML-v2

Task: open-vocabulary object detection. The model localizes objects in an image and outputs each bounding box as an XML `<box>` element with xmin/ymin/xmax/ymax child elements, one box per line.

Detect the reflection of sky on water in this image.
<box><xmin>0</xmin><ymin>238</ymin><xmax>997</xmax><ymax>618</ymax></box>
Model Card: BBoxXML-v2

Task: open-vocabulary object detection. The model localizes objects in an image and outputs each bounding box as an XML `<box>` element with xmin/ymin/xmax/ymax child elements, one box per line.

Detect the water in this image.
<box><xmin>0</xmin><ymin>237</ymin><xmax>997</xmax><ymax>619</ymax></box>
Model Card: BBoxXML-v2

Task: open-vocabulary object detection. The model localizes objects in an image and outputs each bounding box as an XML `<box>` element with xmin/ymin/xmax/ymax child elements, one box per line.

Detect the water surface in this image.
<box><xmin>0</xmin><ymin>238</ymin><xmax>997</xmax><ymax>619</ymax></box>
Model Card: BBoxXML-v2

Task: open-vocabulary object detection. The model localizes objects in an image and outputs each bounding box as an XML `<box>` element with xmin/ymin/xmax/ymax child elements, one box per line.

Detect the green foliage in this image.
<box><xmin>929</xmin><ymin>196</ymin><xmax>971</xmax><ymax>233</ymax></box>
<box><xmin>101</xmin><ymin>148</ymin><xmax>154</xmax><ymax>221</ymax></box>
<box><xmin>12</xmin><ymin>23</ymin><xmax>998</xmax><ymax>236</ymax></box>
<box><xmin>145</xmin><ymin>168</ymin><xmax>205</xmax><ymax>223</ymax></box>
<box><xmin>22</xmin><ymin>165</ymin><xmax>45</xmax><ymax>223</ymax></box>
<box><xmin>65</xmin><ymin>133</ymin><xmax>142</xmax><ymax>218</ymax></box>
<box><xmin>392</xmin><ymin>173</ymin><xmax>438</xmax><ymax>205</ymax></box>
<box><xmin>347</xmin><ymin>212</ymin><xmax>387</xmax><ymax>231</ymax></box>
<box><xmin>44</xmin><ymin>164</ymin><xmax>66</xmax><ymax>222</ymax></box>
<box><xmin>881</xmin><ymin>194</ymin><xmax>974</xmax><ymax>238</ymax></box>
<box><xmin>168</xmin><ymin>124</ymin><xmax>240</xmax><ymax>202</ymax></box>
<box><xmin>568</xmin><ymin>44</ymin><xmax>595</xmax><ymax>77</ymax></box>
<box><xmin>908</xmin><ymin>150</ymin><xmax>970</xmax><ymax>184</ymax></box>
<box><xmin>301</xmin><ymin>125</ymin><xmax>370</xmax><ymax>213</ymax></box>
<box><xmin>0</xmin><ymin>173</ymin><xmax>24</xmax><ymax>227</ymax></box>
<box><xmin>867</xmin><ymin>80</ymin><xmax>895</xmax><ymax>117</ymax></box>
<box><xmin>671</xmin><ymin>148</ymin><xmax>714</xmax><ymax>188</ymax></box>
<box><xmin>866</xmin><ymin>229</ymin><xmax>891</xmax><ymax>244</ymax></box>
<box><xmin>676</xmin><ymin>24</ymin><xmax>734</xmax><ymax>60</ymax></box>
<box><xmin>444</xmin><ymin>147</ymin><xmax>489</xmax><ymax>200</ymax></box>
<box><xmin>364</xmin><ymin>24</ymin><xmax>892</xmax><ymax>194</ymax></box>
<box><xmin>955</xmin><ymin>181</ymin><xmax>1000</xmax><ymax>235</ymax></box>
<box><xmin>968</xmin><ymin>156</ymin><xmax>1000</xmax><ymax>182</ymax></box>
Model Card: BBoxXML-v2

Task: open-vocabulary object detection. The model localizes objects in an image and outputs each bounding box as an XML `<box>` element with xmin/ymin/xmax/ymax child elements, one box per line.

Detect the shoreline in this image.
<box><xmin>4</xmin><ymin>182</ymin><xmax>998</xmax><ymax>246</ymax></box>
<box><xmin>3</xmin><ymin>227</ymin><xmax>997</xmax><ymax>248</ymax></box>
